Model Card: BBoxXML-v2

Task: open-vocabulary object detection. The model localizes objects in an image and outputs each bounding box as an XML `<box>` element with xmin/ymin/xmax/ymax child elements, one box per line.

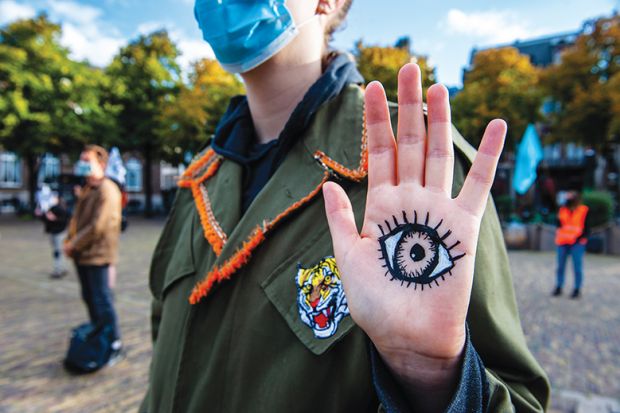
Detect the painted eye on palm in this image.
<box><xmin>378</xmin><ymin>211</ymin><xmax>465</xmax><ymax>290</ymax></box>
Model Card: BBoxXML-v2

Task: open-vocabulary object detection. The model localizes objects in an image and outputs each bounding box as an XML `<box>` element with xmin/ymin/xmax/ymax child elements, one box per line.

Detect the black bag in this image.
<box><xmin>64</xmin><ymin>323</ymin><xmax>114</xmax><ymax>373</ymax></box>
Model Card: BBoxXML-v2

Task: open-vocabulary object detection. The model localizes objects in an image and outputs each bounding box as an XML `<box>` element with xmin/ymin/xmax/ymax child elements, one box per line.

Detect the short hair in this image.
<box><xmin>324</xmin><ymin>0</ymin><xmax>353</xmax><ymax>47</ymax></box>
<box><xmin>84</xmin><ymin>144</ymin><xmax>109</xmax><ymax>167</ymax></box>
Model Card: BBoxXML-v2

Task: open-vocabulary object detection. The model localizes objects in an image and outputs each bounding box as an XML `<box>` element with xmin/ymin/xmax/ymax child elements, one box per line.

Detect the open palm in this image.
<box><xmin>323</xmin><ymin>63</ymin><xmax>506</xmax><ymax>367</ymax></box>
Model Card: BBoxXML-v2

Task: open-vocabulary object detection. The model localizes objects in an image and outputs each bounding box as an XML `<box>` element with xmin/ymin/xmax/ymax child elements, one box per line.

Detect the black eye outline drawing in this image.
<box><xmin>378</xmin><ymin>211</ymin><xmax>465</xmax><ymax>290</ymax></box>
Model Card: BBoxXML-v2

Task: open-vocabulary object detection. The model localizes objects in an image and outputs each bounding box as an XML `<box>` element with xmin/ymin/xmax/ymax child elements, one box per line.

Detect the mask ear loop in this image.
<box><xmin>295</xmin><ymin>13</ymin><xmax>320</xmax><ymax>30</ymax></box>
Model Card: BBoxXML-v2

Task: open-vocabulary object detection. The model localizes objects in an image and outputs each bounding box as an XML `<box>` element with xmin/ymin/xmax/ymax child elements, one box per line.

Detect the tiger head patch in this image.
<box><xmin>296</xmin><ymin>256</ymin><xmax>349</xmax><ymax>339</ymax></box>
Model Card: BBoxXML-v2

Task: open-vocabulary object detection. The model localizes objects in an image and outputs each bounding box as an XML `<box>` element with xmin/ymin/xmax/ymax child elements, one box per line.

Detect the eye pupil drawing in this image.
<box><xmin>378</xmin><ymin>211</ymin><xmax>466</xmax><ymax>289</ymax></box>
<box><xmin>410</xmin><ymin>243</ymin><xmax>425</xmax><ymax>262</ymax></box>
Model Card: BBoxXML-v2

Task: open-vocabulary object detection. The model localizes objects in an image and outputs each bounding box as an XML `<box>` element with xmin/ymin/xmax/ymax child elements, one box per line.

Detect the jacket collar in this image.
<box><xmin>182</xmin><ymin>84</ymin><xmax>368</xmax><ymax>304</ymax></box>
<box><xmin>304</xmin><ymin>84</ymin><xmax>367</xmax><ymax>182</ymax></box>
<box><xmin>222</xmin><ymin>83</ymin><xmax>368</xmax><ymax>252</ymax></box>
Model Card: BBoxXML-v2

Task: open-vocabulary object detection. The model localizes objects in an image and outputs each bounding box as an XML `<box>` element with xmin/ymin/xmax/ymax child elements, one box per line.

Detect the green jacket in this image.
<box><xmin>141</xmin><ymin>85</ymin><xmax>549</xmax><ymax>412</ymax></box>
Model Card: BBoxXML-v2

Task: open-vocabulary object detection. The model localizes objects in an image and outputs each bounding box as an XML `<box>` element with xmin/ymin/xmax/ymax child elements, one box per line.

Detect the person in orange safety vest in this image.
<box><xmin>553</xmin><ymin>191</ymin><xmax>589</xmax><ymax>298</ymax></box>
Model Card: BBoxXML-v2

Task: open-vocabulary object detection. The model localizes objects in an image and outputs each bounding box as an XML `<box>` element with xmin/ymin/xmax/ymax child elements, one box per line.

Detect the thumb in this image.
<box><xmin>323</xmin><ymin>182</ymin><xmax>360</xmax><ymax>260</ymax></box>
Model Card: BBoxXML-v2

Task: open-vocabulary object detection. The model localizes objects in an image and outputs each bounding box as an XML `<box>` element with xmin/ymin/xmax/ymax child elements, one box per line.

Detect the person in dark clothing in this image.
<box><xmin>35</xmin><ymin>187</ymin><xmax>70</xmax><ymax>278</ymax></box>
<box><xmin>553</xmin><ymin>191</ymin><xmax>590</xmax><ymax>298</ymax></box>
<box><xmin>45</xmin><ymin>200</ymin><xmax>70</xmax><ymax>278</ymax></box>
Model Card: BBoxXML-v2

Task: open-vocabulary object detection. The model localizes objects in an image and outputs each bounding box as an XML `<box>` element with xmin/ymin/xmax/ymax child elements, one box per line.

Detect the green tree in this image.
<box><xmin>157</xmin><ymin>58</ymin><xmax>244</xmax><ymax>163</ymax></box>
<box><xmin>107</xmin><ymin>30</ymin><xmax>182</xmax><ymax>216</ymax></box>
<box><xmin>0</xmin><ymin>15</ymin><xmax>117</xmax><ymax>209</ymax></box>
<box><xmin>542</xmin><ymin>14</ymin><xmax>620</xmax><ymax>150</ymax></box>
<box><xmin>452</xmin><ymin>47</ymin><xmax>542</xmax><ymax>149</ymax></box>
<box><xmin>356</xmin><ymin>37</ymin><xmax>436</xmax><ymax>102</ymax></box>
<box><xmin>608</xmin><ymin>71</ymin><xmax>620</xmax><ymax>139</ymax></box>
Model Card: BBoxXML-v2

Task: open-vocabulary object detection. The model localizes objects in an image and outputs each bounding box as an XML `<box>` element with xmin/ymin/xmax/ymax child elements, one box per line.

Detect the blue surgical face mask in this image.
<box><xmin>194</xmin><ymin>0</ymin><xmax>317</xmax><ymax>73</ymax></box>
<box><xmin>75</xmin><ymin>160</ymin><xmax>92</xmax><ymax>177</ymax></box>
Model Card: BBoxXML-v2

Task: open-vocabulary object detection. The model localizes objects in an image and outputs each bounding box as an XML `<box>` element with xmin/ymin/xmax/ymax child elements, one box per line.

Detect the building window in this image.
<box><xmin>126</xmin><ymin>158</ymin><xmax>143</xmax><ymax>192</ymax></box>
<box><xmin>38</xmin><ymin>154</ymin><xmax>61</xmax><ymax>185</ymax></box>
<box><xmin>0</xmin><ymin>152</ymin><xmax>22</xmax><ymax>188</ymax></box>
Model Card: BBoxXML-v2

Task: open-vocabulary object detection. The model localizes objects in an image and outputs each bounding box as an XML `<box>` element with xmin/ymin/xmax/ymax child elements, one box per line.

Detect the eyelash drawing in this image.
<box><xmin>377</xmin><ymin>211</ymin><xmax>465</xmax><ymax>290</ymax></box>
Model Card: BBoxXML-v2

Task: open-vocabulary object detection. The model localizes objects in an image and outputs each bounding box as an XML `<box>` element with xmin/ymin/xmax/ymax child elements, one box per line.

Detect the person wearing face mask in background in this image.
<box><xmin>64</xmin><ymin>145</ymin><xmax>124</xmax><ymax>368</ymax></box>
<box><xmin>553</xmin><ymin>191</ymin><xmax>590</xmax><ymax>299</ymax></box>
<box><xmin>140</xmin><ymin>1</ymin><xmax>549</xmax><ymax>412</ymax></box>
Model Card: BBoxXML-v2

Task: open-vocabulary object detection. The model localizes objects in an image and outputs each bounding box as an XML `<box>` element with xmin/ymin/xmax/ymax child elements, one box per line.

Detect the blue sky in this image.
<box><xmin>1</xmin><ymin>0</ymin><xmax>619</xmax><ymax>86</ymax></box>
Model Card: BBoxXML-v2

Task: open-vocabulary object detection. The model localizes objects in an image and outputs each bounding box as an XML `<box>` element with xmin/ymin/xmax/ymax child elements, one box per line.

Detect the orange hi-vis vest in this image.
<box><xmin>555</xmin><ymin>205</ymin><xmax>589</xmax><ymax>246</ymax></box>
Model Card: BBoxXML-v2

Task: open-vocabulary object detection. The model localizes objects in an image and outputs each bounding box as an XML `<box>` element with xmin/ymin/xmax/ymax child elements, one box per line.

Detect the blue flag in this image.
<box><xmin>513</xmin><ymin>124</ymin><xmax>543</xmax><ymax>195</ymax></box>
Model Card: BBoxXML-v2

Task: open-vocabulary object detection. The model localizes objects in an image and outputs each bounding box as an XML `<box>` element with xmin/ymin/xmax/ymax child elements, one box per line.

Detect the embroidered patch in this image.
<box><xmin>296</xmin><ymin>257</ymin><xmax>350</xmax><ymax>339</ymax></box>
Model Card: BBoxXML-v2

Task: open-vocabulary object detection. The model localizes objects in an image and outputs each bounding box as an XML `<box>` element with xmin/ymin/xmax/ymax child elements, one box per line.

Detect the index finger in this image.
<box><xmin>365</xmin><ymin>81</ymin><xmax>397</xmax><ymax>189</ymax></box>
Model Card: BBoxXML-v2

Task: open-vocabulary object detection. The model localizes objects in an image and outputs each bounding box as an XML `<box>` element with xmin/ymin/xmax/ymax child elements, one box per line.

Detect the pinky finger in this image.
<box><xmin>456</xmin><ymin>119</ymin><xmax>507</xmax><ymax>217</ymax></box>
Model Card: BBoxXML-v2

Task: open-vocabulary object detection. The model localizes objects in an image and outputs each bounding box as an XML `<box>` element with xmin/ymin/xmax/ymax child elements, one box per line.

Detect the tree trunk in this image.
<box><xmin>25</xmin><ymin>153</ymin><xmax>38</xmax><ymax>213</ymax></box>
<box><xmin>144</xmin><ymin>144</ymin><xmax>153</xmax><ymax>218</ymax></box>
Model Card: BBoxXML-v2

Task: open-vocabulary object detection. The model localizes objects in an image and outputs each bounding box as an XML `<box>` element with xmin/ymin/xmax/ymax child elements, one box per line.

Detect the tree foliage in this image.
<box><xmin>0</xmin><ymin>15</ymin><xmax>116</xmax><ymax>153</ymax></box>
<box><xmin>107</xmin><ymin>30</ymin><xmax>182</xmax><ymax>151</ymax></box>
<box><xmin>542</xmin><ymin>14</ymin><xmax>620</xmax><ymax>150</ymax></box>
<box><xmin>157</xmin><ymin>58</ymin><xmax>244</xmax><ymax>163</ymax></box>
<box><xmin>0</xmin><ymin>17</ymin><xmax>242</xmax><ymax>213</ymax></box>
<box><xmin>356</xmin><ymin>38</ymin><xmax>436</xmax><ymax>102</ymax></box>
<box><xmin>452</xmin><ymin>47</ymin><xmax>542</xmax><ymax>149</ymax></box>
<box><xmin>0</xmin><ymin>15</ymin><xmax>118</xmax><ymax>208</ymax></box>
<box><xmin>106</xmin><ymin>30</ymin><xmax>182</xmax><ymax>215</ymax></box>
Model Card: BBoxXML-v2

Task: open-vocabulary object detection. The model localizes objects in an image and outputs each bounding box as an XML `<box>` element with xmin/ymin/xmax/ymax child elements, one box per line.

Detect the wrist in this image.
<box><xmin>381</xmin><ymin>344</ymin><xmax>464</xmax><ymax>391</ymax></box>
<box><xmin>375</xmin><ymin>331</ymin><xmax>466</xmax><ymax>412</ymax></box>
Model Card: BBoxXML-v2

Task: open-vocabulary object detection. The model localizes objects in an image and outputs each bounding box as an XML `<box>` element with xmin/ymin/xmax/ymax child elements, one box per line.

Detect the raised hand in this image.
<box><xmin>322</xmin><ymin>63</ymin><xmax>506</xmax><ymax>410</ymax></box>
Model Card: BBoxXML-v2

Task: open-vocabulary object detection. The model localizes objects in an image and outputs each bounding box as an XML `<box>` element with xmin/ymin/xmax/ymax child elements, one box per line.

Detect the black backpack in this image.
<box><xmin>64</xmin><ymin>323</ymin><xmax>114</xmax><ymax>374</ymax></box>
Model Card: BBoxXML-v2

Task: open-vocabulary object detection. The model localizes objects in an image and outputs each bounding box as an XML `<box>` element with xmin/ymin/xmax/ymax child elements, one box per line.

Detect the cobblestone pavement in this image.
<box><xmin>1</xmin><ymin>218</ymin><xmax>619</xmax><ymax>412</ymax></box>
<box><xmin>509</xmin><ymin>250</ymin><xmax>620</xmax><ymax>411</ymax></box>
<box><xmin>0</xmin><ymin>217</ymin><xmax>157</xmax><ymax>413</ymax></box>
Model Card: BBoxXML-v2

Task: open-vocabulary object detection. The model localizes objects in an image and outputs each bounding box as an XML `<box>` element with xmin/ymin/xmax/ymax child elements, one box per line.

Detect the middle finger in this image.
<box><xmin>397</xmin><ymin>63</ymin><xmax>426</xmax><ymax>186</ymax></box>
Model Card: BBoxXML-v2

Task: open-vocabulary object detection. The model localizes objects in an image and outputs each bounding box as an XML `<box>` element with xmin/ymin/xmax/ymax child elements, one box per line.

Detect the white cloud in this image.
<box><xmin>136</xmin><ymin>21</ymin><xmax>215</xmax><ymax>71</ymax></box>
<box><xmin>177</xmin><ymin>38</ymin><xmax>214</xmax><ymax>69</ymax></box>
<box><xmin>0</xmin><ymin>1</ymin><xmax>212</xmax><ymax>70</ymax></box>
<box><xmin>59</xmin><ymin>21</ymin><xmax>124</xmax><ymax>66</ymax></box>
<box><xmin>45</xmin><ymin>0</ymin><xmax>124</xmax><ymax>66</ymax></box>
<box><xmin>136</xmin><ymin>21</ymin><xmax>164</xmax><ymax>36</ymax></box>
<box><xmin>0</xmin><ymin>0</ymin><xmax>36</xmax><ymax>25</ymax></box>
<box><xmin>48</xmin><ymin>0</ymin><xmax>101</xmax><ymax>26</ymax></box>
<box><xmin>442</xmin><ymin>9</ymin><xmax>546</xmax><ymax>44</ymax></box>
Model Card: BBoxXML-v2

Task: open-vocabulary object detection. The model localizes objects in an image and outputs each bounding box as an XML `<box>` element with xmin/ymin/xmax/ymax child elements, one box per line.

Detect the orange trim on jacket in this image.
<box><xmin>185</xmin><ymin>94</ymin><xmax>368</xmax><ymax>304</ymax></box>
<box><xmin>313</xmin><ymin>110</ymin><xmax>368</xmax><ymax>181</ymax></box>
<box><xmin>188</xmin><ymin>172</ymin><xmax>330</xmax><ymax>304</ymax></box>
<box><xmin>178</xmin><ymin>150</ymin><xmax>227</xmax><ymax>256</ymax></box>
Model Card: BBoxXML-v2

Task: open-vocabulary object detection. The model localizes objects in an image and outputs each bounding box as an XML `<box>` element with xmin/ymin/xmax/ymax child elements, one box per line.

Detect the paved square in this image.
<box><xmin>0</xmin><ymin>218</ymin><xmax>618</xmax><ymax>412</ymax></box>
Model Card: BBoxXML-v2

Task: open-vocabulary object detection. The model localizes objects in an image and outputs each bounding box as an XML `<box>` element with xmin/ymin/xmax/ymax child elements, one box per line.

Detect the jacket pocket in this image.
<box><xmin>260</xmin><ymin>229</ymin><xmax>356</xmax><ymax>356</ymax></box>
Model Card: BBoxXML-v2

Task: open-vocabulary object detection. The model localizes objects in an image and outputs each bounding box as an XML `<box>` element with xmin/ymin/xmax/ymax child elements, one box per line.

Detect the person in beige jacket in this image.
<box><xmin>64</xmin><ymin>145</ymin><xmax>123</xmax><ymax>357</ymax></box>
